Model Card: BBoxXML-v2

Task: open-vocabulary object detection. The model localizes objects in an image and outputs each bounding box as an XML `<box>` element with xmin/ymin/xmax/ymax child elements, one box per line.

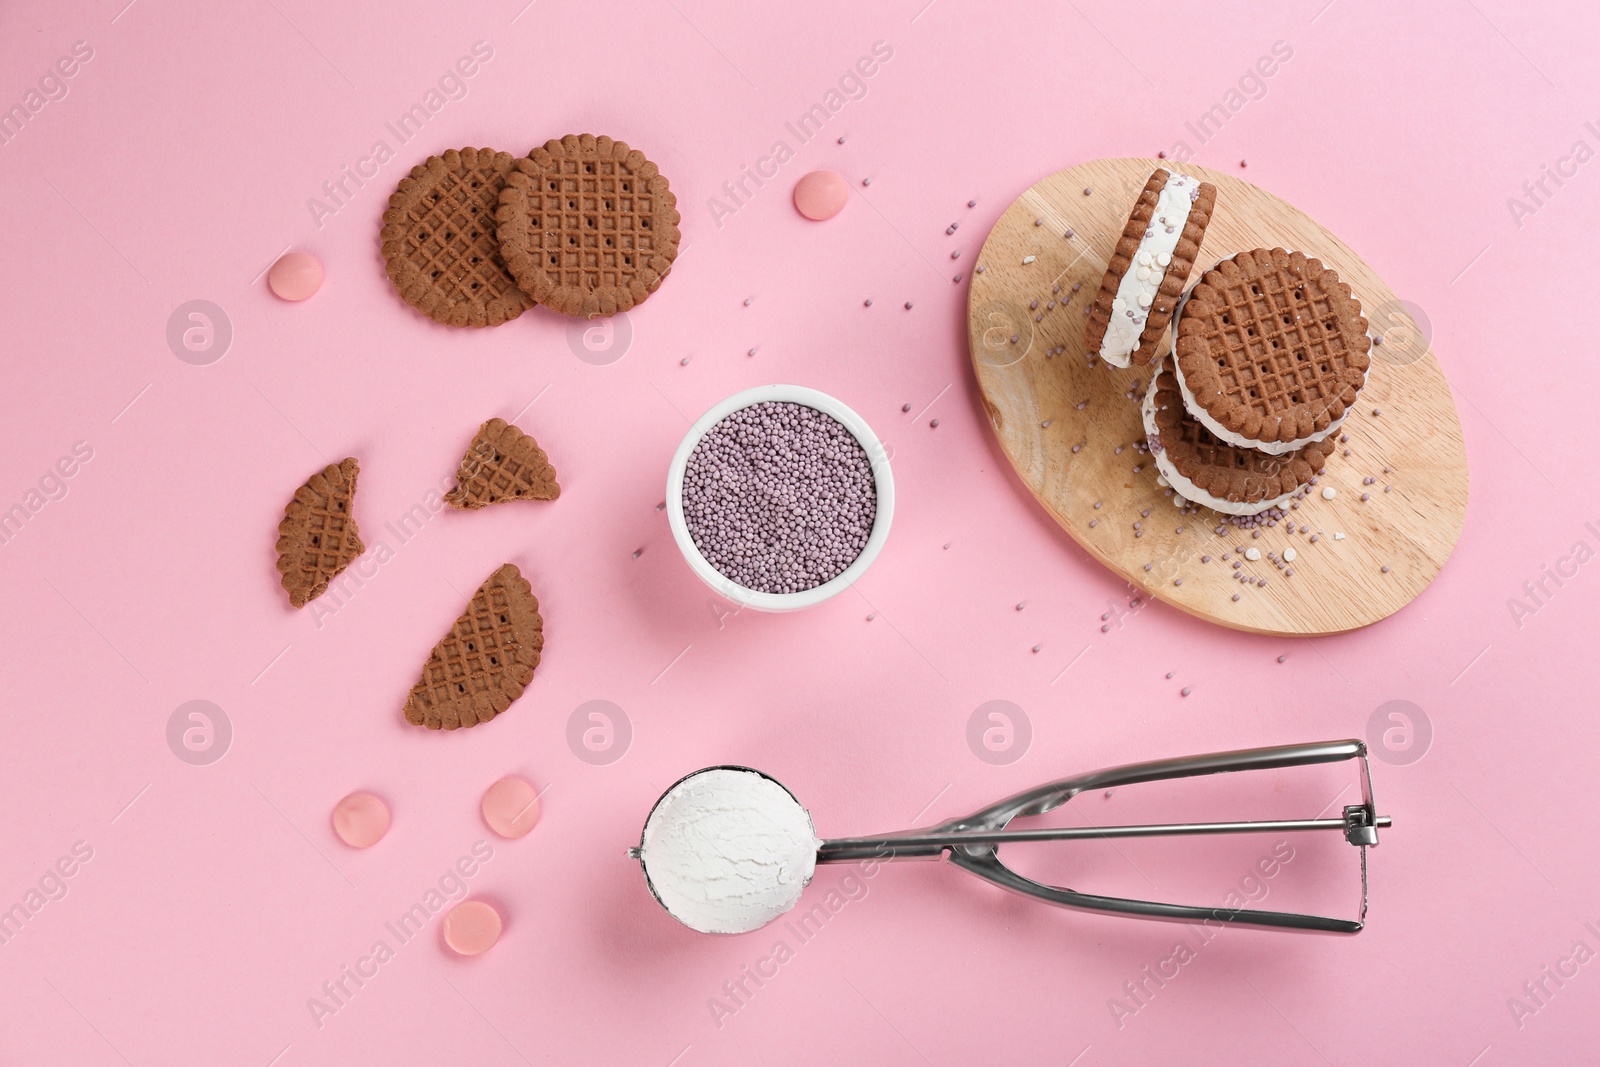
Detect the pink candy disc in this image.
<box><xmin>793</xmin><ymin>170</ymin><xmax>849</xmax><ymax>221</ymax></box>
<box><xmin>481</xmin><ymin>775</ymin><xmax>541</xmax><ymax>839</ymax></box>
<box><xmin>444</xmin><ymin>900</ymin><xmax>502</xmax><ymax>956</ymax></box>
<box><xmin>268</xmin><ymin>251</ymin><xmax>324</xmax><ymax>301</ymax></box>
<box><xmin>331</xmin><ymin>791</ymin><xmax>390</xmax><ymax>848</ymax></box>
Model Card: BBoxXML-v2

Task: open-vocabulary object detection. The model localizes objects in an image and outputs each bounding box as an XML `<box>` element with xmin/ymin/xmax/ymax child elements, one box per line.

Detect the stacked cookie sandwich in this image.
<box><xmin>1086</xmin><ymin>173</ymin><xmax>1372</xmax><ymax>515</ymax></box>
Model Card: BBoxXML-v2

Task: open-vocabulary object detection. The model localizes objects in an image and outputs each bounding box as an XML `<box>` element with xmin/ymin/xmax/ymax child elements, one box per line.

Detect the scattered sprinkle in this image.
<box><xmin>976</xmin><ymin>265</ymin><xmax>986</xmax><ymax>273</ymax></box>
<box><xmin>902</xmin><ymin>403</ymin><xmax>912</xmax><ymax>412</ymax></box>
<box><xmin>1181</xmin><ymin>687</ymin><xmax>1191</xmax><ymax>697</ymax></box>
<box><xmin>905</xmin><ymin>301</ymin><xmax>914</xmax><ymax>310</ymax></box>
<box><xmin>1016</xmin><ymin>601</ymin><xmax>1027</xmax><ymax>611</ymax></box>
<box><xmin>1101</xmin><ymin>623</ymin><xmax>1111</xmax><ymax>632</ymax></box>
<box><xmin>837</xmin><ymin>135</ymin><xmax>847</xmax><ymax>144</ymax></box>
<box><xmin>748</xmin><ymin>347</ymin><xmax>758</xmax><ymax>357</ymax></box>
<box><xmin>929</xmin><ymin>418</ymin><xmax>940</xmax><ymax>428</ymax></box>
<box><xmin>1031</xmin><ymin>644</ymin><xmax>1042</xmax><ymax>653</ymax></box>
<box><xmin>862</xmin><ymin>177</ymin><xmax>872</xmax><ymax>186</ymax></box>
<box><xmin>1381</xmin><ymin>564</ymin><xmax>1391</xmax><ymax>573</ymax></box>
<box><xmin>864</xmin><ymin>298</ymin><xmax>874</xmax><ymax>307</ymax></box>
<box><xmin>1371</xmin><ymin>408</ymin><xmax>1382</xmax><ymax>417</ymax></box>
<box><xmin>968</xmin><ymin>199</ymin><xmax>978</xmax><ymax>207</ymax></box>
<box><xmin>1239</xmin><ymin>159</ymin><xmax>1248</xmax><ymax>168</ymax></box>
<box><xmin>1082</xmin><ymin>187</ymin><xmax>1093</xmax><ymax>196</ymax></box>
<box><xmin>743</xmin><ymin>297</ymin><xmax>753</xmax><ymax>306</ymax></box>
<box><xmin>632</xmin><ymin>549</ymin><xmax>643</xmax><ymax>559</ymax></box>
<box><xmin>951</xmin><ymin>249</ymin><xmax>961</xmax><ymax>259</ymax></box>
<box><xmin>1232</xmin><ymin>593</ymin><xmax>1241</xmax><ymax>601</ymax></box>
<box><xmin>866</xmin><ymin>612</ymin><xmax>875</xmax><ymax>621</ymax></box>
<box><xmin>1277</xmin><ymin>654</ymin><xmax>1287</xmax><ymax>663</ymax></box>
<box><xmin>680</xmin><ymin>356</ymin><xmax>691</xmax><ymax>366</ymax></box>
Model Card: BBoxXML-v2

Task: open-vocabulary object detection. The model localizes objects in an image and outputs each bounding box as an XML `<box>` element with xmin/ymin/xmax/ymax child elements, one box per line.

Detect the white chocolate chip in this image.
<box><xmin>1283</xmin><ymin>547</ymin><xmax>1297</xmax><ymax>562</ymax></box>
<box><xmin>1321</xmin><ymin>487</ymin><xmax>1337</xmax><ymax>500</ymax></box>
<box><xmin>1334</xmin><ymin>531</ymin><xmax>1346</xmax><ymax>540</ymax></box>
<box><xmin>1022</xmin><ymin>255</ymin><xmax>1036</xmax><ymax>264</ymax></box>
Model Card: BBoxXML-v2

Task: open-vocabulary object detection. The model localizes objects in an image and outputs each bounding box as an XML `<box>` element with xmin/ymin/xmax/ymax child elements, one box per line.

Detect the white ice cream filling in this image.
<box><xmin>1099</xmin><ymin>173</ymin><xmax>1201</xmax><ymax>368</ymax></box>
<box><xmin>640</xmin><ymin>768</ymin><xmax>820</xmax><ymax>935</ymax></box>
<box><xmin>1141</xmin><ymin>370</ymin><xmax>1297</xmax><ymax>517</ymax></box>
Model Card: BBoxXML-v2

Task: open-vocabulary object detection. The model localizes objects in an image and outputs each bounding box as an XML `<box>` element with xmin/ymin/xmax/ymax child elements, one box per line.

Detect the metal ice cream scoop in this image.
<box><xmin>630</xmin><ymin>739</ymin><xmax>1389</xmax><ymax>935</ymax></box>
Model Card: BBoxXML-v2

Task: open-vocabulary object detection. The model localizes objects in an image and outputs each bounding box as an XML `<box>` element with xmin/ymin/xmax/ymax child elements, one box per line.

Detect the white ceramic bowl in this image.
<box><xmin>666</xmin><ymin>384</ymin><xmax>895</xmax><ymax>612</ymax></box>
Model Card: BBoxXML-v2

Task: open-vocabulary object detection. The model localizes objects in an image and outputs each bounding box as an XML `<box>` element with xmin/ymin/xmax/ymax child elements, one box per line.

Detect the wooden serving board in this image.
<box><xmin>966</xmin><ymin>158</ymin><xmax>1468</xmax><ymax>636</ymax></box>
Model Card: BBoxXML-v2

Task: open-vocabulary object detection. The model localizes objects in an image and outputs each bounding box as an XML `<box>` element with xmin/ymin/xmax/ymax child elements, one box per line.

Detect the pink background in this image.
<box><xmin>2</xmin><ymin>0</ymin><xmax>1596</xmax><ymax>1063</ymax></box>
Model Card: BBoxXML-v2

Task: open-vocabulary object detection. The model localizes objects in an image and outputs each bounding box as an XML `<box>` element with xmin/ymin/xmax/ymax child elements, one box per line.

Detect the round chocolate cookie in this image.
<box><xmin>1174</xmin><ymin>247</ymin><xmax>1370</xmax><ymax>452</ymax></box>
<box><xmin>496</xmin><ymin>134</ymin><xmax>681</xmax><ymax>319</ymax></box>
<box><xmin>381</xmin><ymin>147</ymin><xmax>534</xmax><ymax>328</ymax></box>
<box><xmin>1142</xmin><ymin>357</ymin><xmax>1334</xmax><ymax>515</ymax></box>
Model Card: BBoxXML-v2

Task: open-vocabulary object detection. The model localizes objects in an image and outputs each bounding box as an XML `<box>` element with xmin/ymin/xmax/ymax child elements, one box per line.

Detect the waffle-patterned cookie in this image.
<box><xmin>496</xmin><ymin>134</ymin><xmax>681</xmax><ymax>319</ymax></box>
<box><xmin>445</xmin><ymin>418</ymin><xmax>560</xmax><ymax>509</ymax></box>
<box><xmin>403</xmin><ymin>564</ymin><xmax>544</xmax><ymax>731</ymax></box>
<box><xmin>381</xmin><ymin>148</ymin><xmax>535</xmax><ymax>328</ymax></box>
<box><xmin>1085</xmin><ymin>168</ymin><xmax>1216</xmax><ymax>368</ymax></box>
<box><xmin>1145</xmin><ymin>360</ymin><xmax>1333</xmax><ymax>508</ymax></box>
<box><xmin>1175</xmin><ymin>248</ymin><xmax>1370</xmax><ymax>448</ymax></box>
<box><xmin>276</xmin><ymin>458</ymin><xmax>364</xmax><ymax>608</ymax></box>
